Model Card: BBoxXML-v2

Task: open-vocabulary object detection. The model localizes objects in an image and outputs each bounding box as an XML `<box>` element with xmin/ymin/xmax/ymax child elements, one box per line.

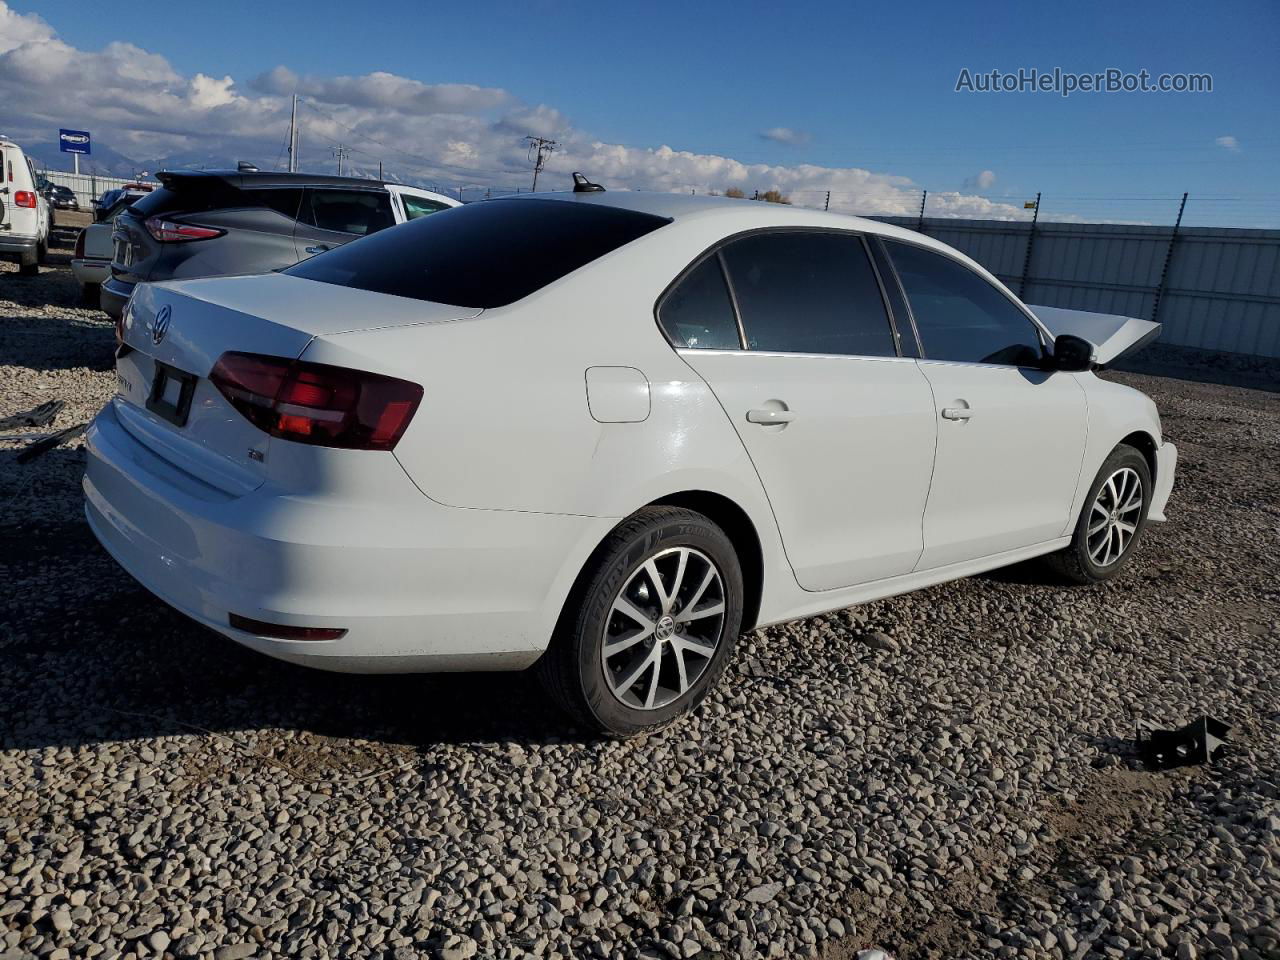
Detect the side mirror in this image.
<box><xmin>1051</xmin><ymin>333</ymin><xmax>1095</xmax><ymax>372</ymax></box>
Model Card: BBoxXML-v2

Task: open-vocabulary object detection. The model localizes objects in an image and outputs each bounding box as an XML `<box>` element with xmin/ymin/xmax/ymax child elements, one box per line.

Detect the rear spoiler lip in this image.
<box><xmin>1028</xmin><ymin>305</ymin><xmax>1162</xmax><ymax>368</ymax></box>
<box><xmin>155</xmin><ymin>170</ymin><xmax>390</xmax><ymax>190</ymax></box>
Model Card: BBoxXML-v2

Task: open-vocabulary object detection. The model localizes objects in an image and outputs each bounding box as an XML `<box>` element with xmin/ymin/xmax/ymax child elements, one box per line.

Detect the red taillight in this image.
<box><xmin>209</xmin><ymin>352</ymin><xmax>422</xmax><ymax>451</ymax></box>
<box><xmin>74</xmin><ymin>228</ymin><xmax>86</xmax><ymax>259</ymax></box>
<box><xmin>229</xmin><ymin>614</ymin><xmax>347</xmax><ymax>641</ymax></box>
<box><xmin>144</xmin><ymin>216</ymin><xmax>224</xmax><ymax>242</ymax></box>
<box><xmin>14</xmin><ymin>190</ymin><xmax>36</xmax><ymax>208</ymax></box>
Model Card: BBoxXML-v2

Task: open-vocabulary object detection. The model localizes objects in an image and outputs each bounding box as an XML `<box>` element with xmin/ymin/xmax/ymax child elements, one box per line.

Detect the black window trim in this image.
<box><xmin>877</xmin><ymin>233</ymin><xmax>1054</xmax><ymax>370</ymax></box>
<box><xmin>654</xmin><ymin>226</ymin><xmax>911</xmax><ymax>360</ymax></box>
<box><xmin>867</xmin><ymin>235</ymin><xmax>924</xmax><ymax>359</ymax></box>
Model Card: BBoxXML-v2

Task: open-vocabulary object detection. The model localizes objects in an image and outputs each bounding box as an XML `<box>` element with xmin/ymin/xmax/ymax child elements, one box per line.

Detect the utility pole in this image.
<box><xmin>377</xmin><ymin>160</ymin><xmax>383</xmax><ymax>179</ymax></box>
<box><xmin>824</xmin><ymin>190</ymin><xmax>830</xmax><ymax>212</ymax></box>
<box><xmin>525</xmin><ymin>136</ymin><xmax>557</xmax><ymax>192</ymax></box>
<box><xmin>916</xmin><ymin>190</ymin><xmax>927</xmax><ymax>232</ymax></box>
<box><xmin>287</xmin><ymin>94</ymin><xmax>299</xmax><ymax>172</ymax></box>
<box><xmin>332</xmin><ymin>144</ymin><xmax>349</xmax><ymax>177</ymax></box>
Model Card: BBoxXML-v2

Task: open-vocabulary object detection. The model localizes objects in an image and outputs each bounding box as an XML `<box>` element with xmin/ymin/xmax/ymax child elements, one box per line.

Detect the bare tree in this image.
<box><xmin>724</xmin><ymin>187</ymin><xmax>746</xmax><ymax>199</ymax></box>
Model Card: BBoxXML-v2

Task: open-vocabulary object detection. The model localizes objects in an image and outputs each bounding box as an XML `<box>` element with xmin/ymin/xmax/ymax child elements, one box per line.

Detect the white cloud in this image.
<box><xmin>252</xmin><ymin>66</ymin><xmax>510</xmax><ymax>114</ymax></box>
<box><xmin>760</xmin><ymin>126</ymin><xmax>811</xmax><ymax>146</ymax></box>
<box><xmin>963</xmin><ymin>169</ymin><xmax>996</xmax><ymax>190</ymax></box>
<box><xmin>190</xmin><ymin>73</ymin><xmax>238</xmax><ymax>110</ymax></box>
<box><xmin>0</xmin><ymin>1</ymin><xmax>1026</xmax><ymax>219</ymax></box>
<box><xmin>0</xmin><ymin>0</ymin><xmax>51</xmax><ymax>54</ymax></box>
<box><xmin>1215</xmin><ymin>135</ymin><xmax>1240</xmax><ymax>153</ymax></box>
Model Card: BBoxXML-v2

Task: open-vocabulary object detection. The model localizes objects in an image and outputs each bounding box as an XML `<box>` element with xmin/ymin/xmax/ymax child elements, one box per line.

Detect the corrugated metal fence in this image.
<box><xmin>873</xmin><ymin>216</ymin><xmax>1280</xmax><ymax>358</ymax></box>
<box><xmin>41</xmin><ymin>171</ymin><xmax>160</xmax><ymax>212</ymax></box>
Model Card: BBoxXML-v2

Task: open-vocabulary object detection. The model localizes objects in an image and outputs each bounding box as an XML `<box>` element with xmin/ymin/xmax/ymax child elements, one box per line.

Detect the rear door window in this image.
<box><xmin>285</xmin><ymin>198</ymin><xmax>670</xmax><ymax>308</ymax></box>
<box><xmin>401</xmin><ymin>195</ymin><xmax>452</xmax><ymax>220</ymax></box>
<box><xmin>658</xmin><ymin>255</ymin><xmax>742</xmax><ymax>349</ymax></box>
<box><xmin>720</xmin><ymin>231</ymin><xmax>898</xmax><ymax>357</ymax></box>
<box><xmin>302</xmin><ymin>189</ymin><xmax>395</xmax><ymax>236</ymax></box>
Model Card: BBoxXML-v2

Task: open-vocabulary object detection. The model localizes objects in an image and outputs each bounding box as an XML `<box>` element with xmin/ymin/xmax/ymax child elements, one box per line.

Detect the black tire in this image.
<box><xmin>81</xmin><ymin>282</ymin><xmax>101</xmax><ymax>307</ymax></box>
<box><xmin>17</xmin><ymin>249</ymin><xmax>38</xmax><ymax>276</ymax></box>
<box><xmin>537</xmin><ymin>506</ymin><xmax>743</xmax><ymax>737</ymax></box>
<box><xmin>37</xmin><ymin>237</ymin><xmax>49</xmax><ymax>263</ymax></box>
<box><xmin>1046</xmin><ymin>443</ymin><xmax>1152</xmax><ymax>584</ymax></box>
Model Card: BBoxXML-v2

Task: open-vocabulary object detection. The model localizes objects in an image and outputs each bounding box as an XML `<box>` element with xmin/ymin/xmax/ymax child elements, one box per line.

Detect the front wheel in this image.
<box><xmin>538</xmin><ymin>506</ymin><xmax>743</xmax><ymax>737</ymax></box>
<box><xmin>1047</xmin><ymin>443</ymin><xmax>1152</xmax><ymax>584</ymax></box>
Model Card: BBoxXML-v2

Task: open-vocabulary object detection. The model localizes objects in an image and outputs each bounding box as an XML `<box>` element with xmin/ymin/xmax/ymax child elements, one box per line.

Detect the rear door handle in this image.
<box><xmin>747</xmin><ymin>408</ymin><xmax>795</xmax><ymax>425</ymax></box>
<box><xmin>304</xmin><ymin>244</ymin><xmax>331</xmax><ymax>255</ymax></box>
<box><xmin>941</xmin><ymin>406</ymin><xmax>973</xmax><ymax>421</ymax></box>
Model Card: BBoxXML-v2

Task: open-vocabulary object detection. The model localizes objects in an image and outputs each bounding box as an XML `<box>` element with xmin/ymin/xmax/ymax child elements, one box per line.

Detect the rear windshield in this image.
<box><xmin>283</xmin><ymin>198</ymin><xmax>671</xmax><ymax>308</ymax></box>
<box><xmin>129</xmin><ymin>183</ymin><xmax>241</xmax><ymax>218</ymax></box>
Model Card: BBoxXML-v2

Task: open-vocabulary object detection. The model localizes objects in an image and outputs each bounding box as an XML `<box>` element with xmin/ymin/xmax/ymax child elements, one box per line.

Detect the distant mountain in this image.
<box><xmin>24</xmin><ymin>139</ymin><xmax>146</xmax><ymax>179</ymax></box>
<box><xmin>149</xmin><ymin>149</ymin><xmax>272</xmax><ymax>173</ymax></box>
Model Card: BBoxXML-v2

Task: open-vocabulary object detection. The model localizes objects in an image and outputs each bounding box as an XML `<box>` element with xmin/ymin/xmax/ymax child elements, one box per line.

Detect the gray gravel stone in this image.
<box><xmin>1</xmin><ymin>250</ymin><xmax>1277</xmax><ymax>960</ymax></box>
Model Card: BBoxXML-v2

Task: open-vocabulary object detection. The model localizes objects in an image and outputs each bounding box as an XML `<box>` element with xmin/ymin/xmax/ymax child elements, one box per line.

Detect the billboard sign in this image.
<box><xmin>59</xmin><ymin>129</ymin><xmax>91</xmax><ymax>155</ymax></box>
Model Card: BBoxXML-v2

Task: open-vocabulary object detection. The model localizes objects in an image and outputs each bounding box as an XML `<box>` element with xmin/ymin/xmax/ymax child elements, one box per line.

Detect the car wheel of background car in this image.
<box><xmin>538</xmin><ymin>506</ymin><xmax>744</xmax><ymax>738</ymax></box>
<box><xmin>18</xmin><ymin>248</ymin><xmax>39</xmax><ymax>276</ymax></box>
<box><xmin>1046</xmin><ymin>443</ymin><xmax>1152</xmax><ymax>584</ymax></box>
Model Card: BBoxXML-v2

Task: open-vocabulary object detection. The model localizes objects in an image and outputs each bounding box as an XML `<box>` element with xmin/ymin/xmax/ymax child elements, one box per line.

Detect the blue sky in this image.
<box><xmin>7</xmin><ymin>0</ymin><xmax>1279</xmax><ymax>224</ymax></box>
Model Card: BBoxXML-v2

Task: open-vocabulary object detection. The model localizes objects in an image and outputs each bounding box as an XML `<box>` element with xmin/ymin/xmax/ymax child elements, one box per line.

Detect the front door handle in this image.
<box><xmin>941</xmin><ymin>406</ymin><xmax>973</xmax><ymax>421</ymax></box>
<box><xmin>304</xmin><ymin>244</ymin><xmax>331</xmax><ymax>255</ymax></box>
<box><xmin>747</xmin><ymin>408</ymin><xmax>796</xmax><ymax>425</ymax></box>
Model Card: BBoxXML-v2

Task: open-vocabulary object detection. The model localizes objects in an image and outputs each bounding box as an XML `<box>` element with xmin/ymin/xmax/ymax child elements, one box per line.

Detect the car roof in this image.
<box><xmin>486</xmin><ymin>187</ymin><xmax>1038</xmax><ymax>316</ymax></box>
<box><xmin>157</xmin><ymin>170</ymin><xmax>392</xmax><ymax>190</ymax></box>
<box><xmin>490</xmin><ymin>188</ymin><xmax>937</xmax><ymax>246</ymax></box>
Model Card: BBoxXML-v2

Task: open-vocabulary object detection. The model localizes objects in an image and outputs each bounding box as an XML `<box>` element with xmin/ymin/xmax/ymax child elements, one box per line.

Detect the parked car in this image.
<box><xmin>99</xmin><ymin>171</ymin><xmax>459</xmax><ymax>318</ymax></box>
<box><xmin>85</xmin><ymin>185</ymin><xmax>1176</xmax><ymax>736</ymax></box>
<box><xmin>0</xmin><ymin>136</ymin><xmax>51</xmax><ymax>276</ymax></box>
<box><xmin>93</xmin><ymin>183</ymin><xmax>154</xmax><ymax>222</ymax></box>
<box><xmin>43</xmin><ymin>183</ymin><xmax>80</xmax><ymax>210</ymax></box>
<box><xmin>73</xmin><ymin>190</ymin><xmax>150</xmax><ymax>304</ymax></box>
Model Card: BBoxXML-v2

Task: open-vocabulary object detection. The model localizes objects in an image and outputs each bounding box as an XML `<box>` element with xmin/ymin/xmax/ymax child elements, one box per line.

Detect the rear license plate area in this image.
<box><xmin>146</xmin><ymin>362</ymin><xmax>197</xmax><ymax>427</ymax></box>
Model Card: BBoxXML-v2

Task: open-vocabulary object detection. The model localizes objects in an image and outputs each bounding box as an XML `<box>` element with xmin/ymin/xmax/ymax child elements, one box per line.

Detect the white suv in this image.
<box><xmin>0</xmin><ymin>136</ymin><xmax>51</xmax><ymax>276</ymax></box>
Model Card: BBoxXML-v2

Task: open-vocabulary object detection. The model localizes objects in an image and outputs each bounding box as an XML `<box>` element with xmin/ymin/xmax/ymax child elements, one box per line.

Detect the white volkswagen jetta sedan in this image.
<box><xmin>85</xmin><ymin>184</ymin><xmax>1176</xmax><ymax>736</ymax></box>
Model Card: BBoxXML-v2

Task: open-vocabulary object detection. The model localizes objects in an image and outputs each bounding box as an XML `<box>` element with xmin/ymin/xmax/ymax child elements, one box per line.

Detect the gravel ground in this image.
<box><xmin>1</xmin><ymin>236</ymin><xmax>1278</xmax><ymax>960</ymax></box>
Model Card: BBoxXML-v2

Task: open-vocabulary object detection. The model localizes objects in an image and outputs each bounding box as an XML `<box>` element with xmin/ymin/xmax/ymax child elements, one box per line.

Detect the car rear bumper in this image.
<box><xmin>1148</xmin><ymin>441</ymin><xmax>1177</xmax><ymax>522</ymax></box>
<box><xmin>84</xmin><ymin>402</ymin><xmax>613</xmax><ymax>673</ymax></box>
<box><xmin>0</xmin><ymin>234</ymin><xmax>37</xmax><ymax>254</ymax></box>
<box><xmin>72</xmin><ymin>258</ymin><xmax>110</xmax><ymax>286</ymax></box>
<box><xmin>100</xmin><ymin>276</ymin><xmax>135</xmax><ymax>319</ymax></box>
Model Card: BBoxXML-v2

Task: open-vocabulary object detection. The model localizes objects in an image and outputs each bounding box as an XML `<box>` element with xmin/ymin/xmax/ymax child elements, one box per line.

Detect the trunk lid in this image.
<box><xmin>115</xmin><ymin>275</ymin><xmax>481</xmax><ymax>495</ymax></box>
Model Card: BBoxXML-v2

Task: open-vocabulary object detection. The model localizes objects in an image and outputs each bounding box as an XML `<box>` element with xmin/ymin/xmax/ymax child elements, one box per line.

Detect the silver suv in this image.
<box><xmin>101</xmin><ymin>170</ymin><xmax>457</xmax><ymax>318</ymax></box>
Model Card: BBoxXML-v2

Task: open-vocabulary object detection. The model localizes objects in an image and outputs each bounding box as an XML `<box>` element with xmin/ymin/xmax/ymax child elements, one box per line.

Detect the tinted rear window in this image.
<box><xmin>130</xmin><ymin>182</ymin><xmax>304</xmax><ymax>220</ymax></box>
<box><xmin>284</xmin><ymin>198</ymin><xmax>671</xmax><ymax>308</ymax></box>
<box><xmin>130</xmin><ymin>183</ymin><xmax>239</xmax><ymax>218</ymax></box>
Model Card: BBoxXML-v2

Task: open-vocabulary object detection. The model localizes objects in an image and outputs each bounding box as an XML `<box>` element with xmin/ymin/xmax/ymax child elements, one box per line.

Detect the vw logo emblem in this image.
<box><xmin>151</xmin><ymin>305</ymin><xmax>172</xmax><ymax>345</ymax></box>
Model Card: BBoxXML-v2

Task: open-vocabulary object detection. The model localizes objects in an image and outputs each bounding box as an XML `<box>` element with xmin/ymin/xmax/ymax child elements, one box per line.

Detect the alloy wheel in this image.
<box><xmin>600</xmin><ymin>547</ymin><xmax>726</xmax><ymax>710</ymax></box>
<box><xmin>1087</xmin><ymin>466</ymin><xmax>1144</xmax><ymax>566</ymax></box>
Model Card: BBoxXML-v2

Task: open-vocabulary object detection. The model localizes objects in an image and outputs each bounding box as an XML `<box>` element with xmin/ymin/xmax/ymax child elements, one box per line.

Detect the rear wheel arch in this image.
<box><xmin>646</xmin><ymin>490</ymin><xmax>763</xmax><ymax>632</ymax></box>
